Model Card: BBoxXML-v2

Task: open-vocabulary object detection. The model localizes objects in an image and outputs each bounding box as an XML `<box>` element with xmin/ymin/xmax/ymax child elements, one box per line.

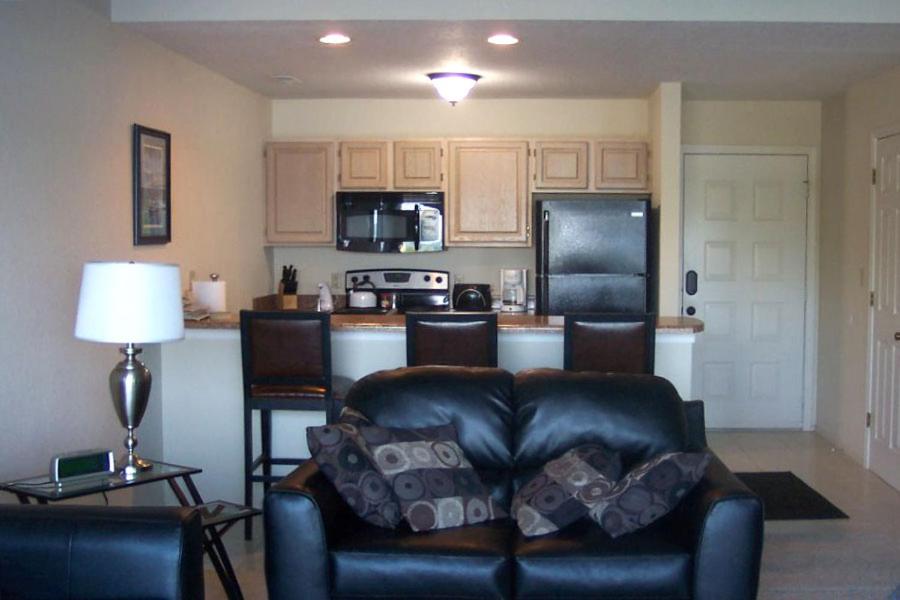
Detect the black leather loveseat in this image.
<box><xmin>266</xmin><ymin>367</ymin><xmax>763</xmax><ymax>600</ymax></box>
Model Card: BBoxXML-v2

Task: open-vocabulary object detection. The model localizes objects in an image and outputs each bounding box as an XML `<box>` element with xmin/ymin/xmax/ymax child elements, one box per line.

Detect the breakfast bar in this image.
<box><xmin>153</xmin><ymin>313</ymin><xmax>702</xmax><ymax>505</ymax></box>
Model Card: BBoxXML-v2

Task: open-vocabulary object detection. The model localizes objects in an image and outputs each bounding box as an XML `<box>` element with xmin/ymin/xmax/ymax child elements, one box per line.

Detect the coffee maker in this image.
<box><xmin>499</xmin><ymin>268</ymin><xmax>527</xmax><ymax>313</ymax></box>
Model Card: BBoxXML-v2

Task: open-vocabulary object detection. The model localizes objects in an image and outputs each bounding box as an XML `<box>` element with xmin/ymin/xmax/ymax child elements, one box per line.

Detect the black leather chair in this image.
<box><xmin>240</xmin><ymin>310</ymin><xmax>352</xmax><ymax>539</ymax></box>
<box><xmin>405</xmin><ymin>312</ymin><xmax>498</xmax><ymax>367</ymax></box>
<box><xmin>265</xmin><ymin>367</ymin><xmax>764</xmax><ymax>600</ymax></box>
<box><xmin>0</xmin><ymin>505</ymin><xmax>204</xmax><ymax>600</ymax></box>
<box><xmin>564</xmin><ymin>312</ymin><xmax>656</xmax><ymax>373</ymax></box>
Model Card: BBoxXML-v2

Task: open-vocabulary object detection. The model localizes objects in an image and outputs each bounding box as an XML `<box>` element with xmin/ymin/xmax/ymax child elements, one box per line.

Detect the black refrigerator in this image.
<box><xmin>534</xmin><ymin>194</ymin><xmax>651</xmax><ymax>315</ymax></box>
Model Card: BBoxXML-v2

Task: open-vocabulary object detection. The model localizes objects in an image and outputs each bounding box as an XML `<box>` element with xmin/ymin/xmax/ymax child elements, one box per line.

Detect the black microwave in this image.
<box><xmin>336</xmin><ymin>191</ymin><xmax>444</xmax><ymax>253</ymax></box>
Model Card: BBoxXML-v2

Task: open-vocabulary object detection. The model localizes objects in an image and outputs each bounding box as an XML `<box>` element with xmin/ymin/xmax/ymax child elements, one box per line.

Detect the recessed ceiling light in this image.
<box><xmin>272</xmin><ymin>75</ymin><xmax>302</xmax><ymax>86</ymax></box>
<box><xmin>319</xmin><ymin>33</ymin><xmax>351</xmax><ymax>45</ymax></box>
<box><xmin>487</xmin><ymin>34</ymin><xmax>518</xmax><ymax>46</ymax></box>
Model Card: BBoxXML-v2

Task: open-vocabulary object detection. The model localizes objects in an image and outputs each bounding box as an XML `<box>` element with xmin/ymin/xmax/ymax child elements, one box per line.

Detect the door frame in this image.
<box><xmin>680</xmin><ymin>145</ymin><xmax>820</xmax><ymax>431</ymax></box>
<box><xmin>865</xmin><ymin>125</ymin><xmax>900</xmax><ymax>469</ymax></box>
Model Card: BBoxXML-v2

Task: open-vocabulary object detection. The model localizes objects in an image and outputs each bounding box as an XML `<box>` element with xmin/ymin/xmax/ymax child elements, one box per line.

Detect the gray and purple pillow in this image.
<box><xmin>512</xmin><ymin>445</ymin><xmax>710</xmax><ymax>538</ymax></box>
<box><xmin>355</xmin><ymin>423</ymin><xmax>507</xmax><ymax>532</ymax></box>
<box><xmin>512</xmin><ymin>444</ymin><xmax>622</xmax><ymax>537</ymax></box>
<box><xmin>588</xmin><ymin>451</ymin><xmax>711</xmax><ymax>538</ymax></box>
<box><xmin>307</xmin><ymin>412</ymin><xmax>403</xmax><ymax>529</ymax></box>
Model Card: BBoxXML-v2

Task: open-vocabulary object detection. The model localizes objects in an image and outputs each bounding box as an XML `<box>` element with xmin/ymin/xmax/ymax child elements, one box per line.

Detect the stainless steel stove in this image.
<box><xmin>335</xmin><ymin>268</ymin><xmax>450</xmax><ymax>314</ymax></box>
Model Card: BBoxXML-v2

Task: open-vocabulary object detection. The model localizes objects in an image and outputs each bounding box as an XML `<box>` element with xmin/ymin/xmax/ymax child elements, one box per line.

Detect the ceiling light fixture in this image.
<box><xmin>319</xmin><ymin>33</ymin><xmax>351</xmax><ymax>45</ymax></box>
<box><xmin>427</xmin><ymin>72</ymin><xmax>481</xmax><ymax>106</ymax></box>
<box><xmin>487</xmin><ymin>34</ymin><xmax>519</xmax><ymax>46</ymax></box>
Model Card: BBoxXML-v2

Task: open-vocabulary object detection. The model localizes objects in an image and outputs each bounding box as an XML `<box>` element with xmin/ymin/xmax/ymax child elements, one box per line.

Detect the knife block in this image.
<box><xmin>277</xmin><ymin>282</ymin><xmax>299</xmax><ymax>310</ymax></box>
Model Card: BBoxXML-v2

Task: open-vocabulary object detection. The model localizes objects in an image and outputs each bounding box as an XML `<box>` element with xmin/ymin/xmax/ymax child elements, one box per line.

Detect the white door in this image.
<box><xmin>683</xmin><ymin>153</ymin><xmax>808</xmax><ymax>428</ymax></box>
<box><xmin>867</xmin><ymin>132</ymin><xmax>900</xmax><ymax>491</ymax></box>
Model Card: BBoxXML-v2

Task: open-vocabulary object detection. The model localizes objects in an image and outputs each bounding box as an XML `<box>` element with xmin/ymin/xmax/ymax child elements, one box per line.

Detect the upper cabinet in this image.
<box><xmin>447</xmin><ymin>140</ymin><xmax>530</xmax><ymax>246</ymax></box>
<box><xmin>534</xmin><ymin>141</ymin><xmax>589</xmax><ymax>189</ymax></box>
<box><xmin>266</xmin><ymin>142</ymin><xmax>335</xmax><ymax>245</ymax></box>
<box><xmin>595</xmin><ymin>141</ymin><xmax>648</xmax><ymax>190</ymax></box>
<box><xmin>394</xmin><ymin>141</ymin><xmax>443</xmax><ymax>189</ymax></box>
<box><xmin>339</xmin><ymin>141</ymin><xmax>388</xmax><ymax>189</ymax></box>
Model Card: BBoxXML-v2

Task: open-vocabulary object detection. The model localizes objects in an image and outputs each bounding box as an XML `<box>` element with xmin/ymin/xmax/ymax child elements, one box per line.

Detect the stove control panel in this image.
<box><xmin>345</xmin><ymin>269</ymin><xmax>450</xmax><ymax>292</ymax></box>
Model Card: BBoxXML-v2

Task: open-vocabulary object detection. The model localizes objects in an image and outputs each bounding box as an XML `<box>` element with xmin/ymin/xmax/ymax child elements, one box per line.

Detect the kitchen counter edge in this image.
<box><xmin>185</xmin><ymin>313</ymin><xmax>703</xmax><ymax>334</ymax></box>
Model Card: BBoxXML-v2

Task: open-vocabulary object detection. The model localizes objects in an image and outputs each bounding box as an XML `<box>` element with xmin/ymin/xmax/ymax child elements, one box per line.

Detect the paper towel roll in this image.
<box><xmin>192</xmin><ymin>280</ymin><xmax>227</xmax><ymax>313</ymax></box>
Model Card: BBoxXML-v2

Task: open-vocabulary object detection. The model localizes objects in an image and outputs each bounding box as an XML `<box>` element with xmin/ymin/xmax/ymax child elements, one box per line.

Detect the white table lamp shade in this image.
<box><xmin>75</xmin><ymin>261</ymin><xmax>185</xmax><ymax>343</ymax></box>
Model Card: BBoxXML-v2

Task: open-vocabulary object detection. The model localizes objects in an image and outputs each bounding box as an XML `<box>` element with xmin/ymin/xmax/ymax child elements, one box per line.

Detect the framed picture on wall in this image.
<box><xmin>132</xmin><ymin>124</ymin><xmax>171</xmax><ymax>245</ymax></box>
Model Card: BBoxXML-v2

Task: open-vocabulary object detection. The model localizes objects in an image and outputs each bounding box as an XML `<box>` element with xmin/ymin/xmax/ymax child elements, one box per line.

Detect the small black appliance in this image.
<box><xmin>452</xmin><ymin>284</ymin><xmax>492</xmax><ymax>311</ymax></box>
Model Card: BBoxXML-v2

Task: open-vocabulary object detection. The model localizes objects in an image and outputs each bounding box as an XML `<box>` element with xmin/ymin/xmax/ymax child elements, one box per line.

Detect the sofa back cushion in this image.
<box><xmin>514</xmin><ymin>370</ymin><xmax>688</xmax><ymax>471</ymax></box>
<box><xmin>344</xmin><ymin>366</ymin><xmax>516</xmax><ymax>505</ymax></box>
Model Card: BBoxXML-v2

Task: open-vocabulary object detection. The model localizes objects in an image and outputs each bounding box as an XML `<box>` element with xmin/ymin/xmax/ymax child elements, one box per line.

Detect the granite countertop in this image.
<box><xmin>186</xmin><ymin>312</ymin><xmax>703</xmax><ymax>333</ymax></box>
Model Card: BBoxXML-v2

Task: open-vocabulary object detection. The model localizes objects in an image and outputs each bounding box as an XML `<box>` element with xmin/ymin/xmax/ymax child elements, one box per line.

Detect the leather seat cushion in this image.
<box><xmin>330</xmin><ymin>519</ymin><xmax>513</xmax><ymax>600</ymax></box>
<box><xmin>514</xmin><ymin>518</ymin><xmax>691</xmax><ymax>599</ymax></box>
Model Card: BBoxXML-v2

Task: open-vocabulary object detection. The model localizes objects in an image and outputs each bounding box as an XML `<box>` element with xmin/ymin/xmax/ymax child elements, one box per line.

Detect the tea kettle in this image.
<box><xmin>348</xmin><ymin>280</ymin><xmax>378</xmax><ymax>308</ymax></box>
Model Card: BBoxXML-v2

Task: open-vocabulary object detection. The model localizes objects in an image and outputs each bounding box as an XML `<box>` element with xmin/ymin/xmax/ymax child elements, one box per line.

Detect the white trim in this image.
<box><xmin>864</xmin><ymin>124</ymin><xmax>900</xmax><ymax>468</ymax></box>
<box><xmin>680</xmin><ymin>145</ymin><xmax>820</xmax><ymax>431</ymax></box>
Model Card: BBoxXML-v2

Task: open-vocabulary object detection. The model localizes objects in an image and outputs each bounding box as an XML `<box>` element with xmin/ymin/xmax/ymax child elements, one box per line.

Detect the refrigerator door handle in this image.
<box><xmin>541</xmin><ymin>210</ymin><xmax>550</xmax><ymax>273</ymax></box>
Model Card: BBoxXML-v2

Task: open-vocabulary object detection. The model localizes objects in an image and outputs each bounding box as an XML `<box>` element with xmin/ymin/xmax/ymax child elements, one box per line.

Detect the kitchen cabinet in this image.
<box><xmin>534</xmin><ymin>141</ymin><xmax>589</xmax><ymax>189</ymax></box>
<box><xmin>339</xmin><ymin>141</ymin><xmax>388</xmax><ymax>189</ymax></box>
<box><xmin>265</xmin><ymin>142</ymin><xmax>334</xmax><ymax>245</ymax></box>
<box><xmin>594</xmin><ymin>141</ymin><xmax>648</xmax><ymax>190</ymax></box>
<box><xmin>393</xmin><ymin>141</ymin><xmax>443</xmax><ymax>189</ymax></box>
<box><xmin>447</xmin><ymin>140</ymin><xmax>530</xmax><ymax>246</ymax></box>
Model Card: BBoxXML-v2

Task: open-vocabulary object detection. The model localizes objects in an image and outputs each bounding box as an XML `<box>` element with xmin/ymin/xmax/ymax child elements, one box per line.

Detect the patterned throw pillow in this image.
<box><xmin>307</xmin><ymin>413</ymin><xmax>402</xmax><ymax>529</ymax></box>
<box><xmin>338</xmin><ymin>406</ymin><xmax>371</xmax><ymax>426</ymax></box>
<box><xmin>355</xmin><ymin>423</ymin><xmax>507</xmax><ymax>532</ymax></box>
<box><xmin>588</xmin><ymin>452</ymin><xmax>711</xmax><ymax>538</ymax></box>
<box><xmin>512</xmin><ymin>444</ymin><xmax>622</xmax><ymax>537</ymax></box>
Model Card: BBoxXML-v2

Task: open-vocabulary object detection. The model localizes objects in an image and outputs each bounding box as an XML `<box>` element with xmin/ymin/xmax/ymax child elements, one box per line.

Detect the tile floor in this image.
<box><xmin>207</xmin><ymin>432</ymin><xmax>900</xmax><ymax>600</ymax></box>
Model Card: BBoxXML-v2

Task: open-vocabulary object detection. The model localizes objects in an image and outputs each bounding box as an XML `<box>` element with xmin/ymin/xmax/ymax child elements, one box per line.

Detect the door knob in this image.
<box><xmin>895</xmin><ymin>332</ymin><xmax>900</xmax><ymax>341</ymax></box>
<box><xmin>686</xmin><ymin>306</ymin><xmax>696</xmax><ymax>316</ymax></box>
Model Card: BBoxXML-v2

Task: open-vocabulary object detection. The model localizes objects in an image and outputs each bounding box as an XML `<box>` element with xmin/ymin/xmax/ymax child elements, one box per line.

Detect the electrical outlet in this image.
<box><xmin>331</xmin><ymin>272</ymin><xmax>341</xmax><ymax>290</ymax></box>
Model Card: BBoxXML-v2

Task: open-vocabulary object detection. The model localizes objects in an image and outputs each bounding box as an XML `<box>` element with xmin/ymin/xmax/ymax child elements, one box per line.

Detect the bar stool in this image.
<box><xmin>563</xmin><ymin>313</ymin><xmax>656</xmax><ymax>374</ymax></box>
<box><xmin>239</xmin><ymin>310</ymin><xmax>351</xmax><ymax>539</ymax></box>
<box><xmin>406</xmin><ymin>312</ymin><xmax>498</xmax><ymax>367</ymax></box>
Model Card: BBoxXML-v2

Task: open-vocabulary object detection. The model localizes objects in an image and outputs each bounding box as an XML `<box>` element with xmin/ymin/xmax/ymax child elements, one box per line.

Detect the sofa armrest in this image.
<box><xmin>0</xmin><ymin>505</ymin><xmax>203</xmax><ymax>600</ymax></box>
<box><xmin>673</xmin><ymin>453</ymin><xmax>764</xmax><ymax>600</ymax></box>
<box><xmin>265</xmin><ymin>460</ymin><xmax>354</xmax><ymax>600</ymax></box>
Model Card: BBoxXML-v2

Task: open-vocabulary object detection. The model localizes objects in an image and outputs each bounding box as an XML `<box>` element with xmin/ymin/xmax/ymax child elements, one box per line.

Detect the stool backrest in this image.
<box><xmin>406</xmin><ymin>312</ymin><xmax>498</xmax><ymax>367</ymax></box>
<box><xmin>240</xmin><ymin>311</ymin><xmax>331</xmax><ymax>389</ymax></box>
<box><xmin>564</xmin><ymin>313</ymin><xmax>655</xmax><ymax>374</ymax></box>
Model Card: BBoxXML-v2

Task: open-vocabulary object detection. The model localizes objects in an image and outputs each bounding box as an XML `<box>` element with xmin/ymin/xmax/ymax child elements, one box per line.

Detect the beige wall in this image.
<box><xmin>0</xmin><ymin>1</ymin><xmax>271</xmax><ymax>480</ymax></box>
<box><xmin>271</xmin><ymin>98</ymin><xmax>650</xmax><ymax>295</ymax></box>
<box><xmin>650</xmin><ymin>83</ymin><xmax>683</xmax><ymax>315</ymax></box>
<box><xmin>683</xmin><ymin>100</ymin><xmax>822</xmax><ymax>147</ymax></box>
<box><xmin>816</xmin><ymin>66</ymin><xmax>900</xmax><ymax>463</ymax></box>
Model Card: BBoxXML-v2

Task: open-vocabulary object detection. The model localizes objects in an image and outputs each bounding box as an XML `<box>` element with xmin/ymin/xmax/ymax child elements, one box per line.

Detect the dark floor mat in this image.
<box><xmin>734</xmin><ymin>471</ymin><xmax>848</xmax><ymax>520</ymax></box>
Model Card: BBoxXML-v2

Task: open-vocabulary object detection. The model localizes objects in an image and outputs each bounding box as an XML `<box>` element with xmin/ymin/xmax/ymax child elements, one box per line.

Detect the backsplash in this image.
<box><xmin>269</xmin><ymin>246</ymin><xmax>535</xmax><ymax>296</ymax></box>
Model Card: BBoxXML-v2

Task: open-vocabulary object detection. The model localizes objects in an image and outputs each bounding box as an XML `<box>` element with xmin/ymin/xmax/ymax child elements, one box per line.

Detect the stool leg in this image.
<box><xmin>261</xmin><ymin>409</ymin><xmax>272</xmax><ymax>494</ymax></box>
<box><xmin>244</xmin><ymin>404</ymin><xmax>253</xmax><ymax>540</ymax></box>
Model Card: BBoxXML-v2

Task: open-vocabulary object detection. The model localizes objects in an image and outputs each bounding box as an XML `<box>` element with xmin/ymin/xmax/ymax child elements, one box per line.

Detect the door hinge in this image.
<box><xmin>870</xmin><ymin>291</ymin><xmax>875</xmax><ymax>306</ymax></box>
<box><xmin>866</xmin><ymin>412</ymin><xmax>872</xmax><ymax>428</ymax></box>
<box><xmin>872</xmin><ymin>168</ymin><xmax>877</xmax><ymax>185</ymax></box>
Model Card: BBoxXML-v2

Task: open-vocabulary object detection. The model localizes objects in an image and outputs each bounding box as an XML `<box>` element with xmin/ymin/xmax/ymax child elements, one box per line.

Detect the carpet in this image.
<box><xmin>734</xmin><ymin>471</ymin><xmax>848</xmax><ymax>520</ymax></box>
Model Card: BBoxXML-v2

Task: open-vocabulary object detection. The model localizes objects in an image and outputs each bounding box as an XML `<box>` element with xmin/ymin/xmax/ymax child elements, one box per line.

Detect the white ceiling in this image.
<box><xmin>109</xmin><ymin>5</ymin><xmax>900</xmax><ymax>100</ymax></box>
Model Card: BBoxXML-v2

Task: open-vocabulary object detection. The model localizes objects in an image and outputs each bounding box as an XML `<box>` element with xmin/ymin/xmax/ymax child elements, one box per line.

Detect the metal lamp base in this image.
<box><xmin>109</xmin><ymin>344</ymin><xmax>154</xmax><ymax>480</ymax></box>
